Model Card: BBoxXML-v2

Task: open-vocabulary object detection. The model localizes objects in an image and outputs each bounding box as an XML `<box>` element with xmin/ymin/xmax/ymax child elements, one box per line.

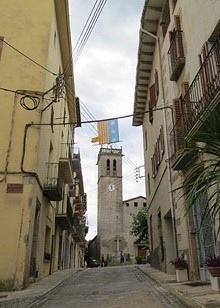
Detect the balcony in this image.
<box><xmin>56</xmin><ymin>194</ymin><xmax>73</xmax><ymax>230</ymax></box>
<box><xmin>43</xmin><ymin>163</ymin><xmax>63</xmax><ymax>201</ymax></box>
<box><xmin>170</xmin><ymin>36</ymin><xmax>220</xmax><ymax>170</ymax></box>
<box><xmin>168</xmin><ymin>30</ymin><xmax>185</xmax><ymax>81</ymax></box>
<box><xmin>59</xmin><ymin>143</ymin><xmax>74</xmax><ymax>184</ymax></box>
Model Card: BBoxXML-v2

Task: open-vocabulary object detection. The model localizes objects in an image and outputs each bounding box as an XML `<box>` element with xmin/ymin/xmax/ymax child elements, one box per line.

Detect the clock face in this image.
<box><xmin>108</xmin><ymin>184</ymin><xmax>115</xmax><ymax>192</ymax></box>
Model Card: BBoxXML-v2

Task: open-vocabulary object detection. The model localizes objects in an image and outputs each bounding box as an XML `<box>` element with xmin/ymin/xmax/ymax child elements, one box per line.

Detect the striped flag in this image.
<box><xmin>91</xmin><ymin>119</ymin><xmax>119</xmax><ymax>144</ymax></box>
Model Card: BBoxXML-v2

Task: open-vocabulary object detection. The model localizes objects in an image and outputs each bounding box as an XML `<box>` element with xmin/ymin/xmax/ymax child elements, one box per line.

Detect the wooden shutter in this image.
<box><xmin>174</xmin><ymin>15</ymin><xmax>181</xmax><ymax>31</ymax></box>
<box><xmin>173</xmin><ymin>98</ymin><xmax>185</xmax><ymax>151</ymax></box>
<box><xmin>199</xmin><ymin>42</ymin><xmax>212</xmax><ymax>96</ymax></box>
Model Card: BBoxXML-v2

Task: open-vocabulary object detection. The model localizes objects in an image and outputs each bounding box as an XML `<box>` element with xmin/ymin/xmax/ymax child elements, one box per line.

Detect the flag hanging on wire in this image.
<box><xmin>91</xmin><ymin>119</ymin><xmax>119</xmax><ymax>144</ymax></box>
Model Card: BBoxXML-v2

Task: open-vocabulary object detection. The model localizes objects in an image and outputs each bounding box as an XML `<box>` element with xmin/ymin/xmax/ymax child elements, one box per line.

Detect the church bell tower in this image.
<box><xmin>97</xmin><ymin>147</ymin><xmax>126</xmax><ymax>263</ymax></box>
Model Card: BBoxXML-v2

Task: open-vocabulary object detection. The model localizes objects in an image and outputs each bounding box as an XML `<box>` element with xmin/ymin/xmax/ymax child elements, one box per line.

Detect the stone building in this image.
<box><xmin>96</xmin><ymin>147</ymin><xmax>147</xmax><ymax>264</ymax></box>
<box><xmin>133</xmin><ymin>0</ymin><xmax>220</xmax><ymax>280</ymax></box>
<box><xmin>0</xmin><ymin>0</ymin><xmax>87</xmax><ymax>290</ymax></box>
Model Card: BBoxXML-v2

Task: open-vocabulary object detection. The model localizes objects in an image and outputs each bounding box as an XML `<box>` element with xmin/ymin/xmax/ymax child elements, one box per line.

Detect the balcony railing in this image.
<box><xmin>43</xmin><ymin>163</ymin><xmax>63</xmax><ymax>201</ymax></box>
<box><xmin>56</xmin><ymin>194</ymin><xmax>73</xmax><ymax>230</ymax></box>
<box><xmin>170</xmin><ymin>36</ymin><xmax>220</xmax><ymax>170</ymax></box>
<box><xmin>59</xmin><ymin>143</ymin><xmax>74</xmax><ymax>184</ymax></box>
<box><xmin>168</xmin><ymin>30</ymin><xmax>185</xmax><ymax>81</ymax></box>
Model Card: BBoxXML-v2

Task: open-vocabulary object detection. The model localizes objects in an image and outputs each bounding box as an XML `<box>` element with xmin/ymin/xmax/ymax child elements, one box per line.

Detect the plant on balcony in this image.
<box><xmin>206</xmin><ymin>256</ymin><xmax>220</xmax><ymax>277</ymax></box>
<box><xmin>170</xmin><ymin>257</ymin><xmax>188</xmax><ymax>270</ymax></box>
<box><xmin>176</xmin><ymin>112</ymin><xmax>220</xmax><ymax>239</ymax></box>
<box><xmin>170</xmin><ymin>256</ymin><xmax>188</xmax><ymax>282</ymax></box>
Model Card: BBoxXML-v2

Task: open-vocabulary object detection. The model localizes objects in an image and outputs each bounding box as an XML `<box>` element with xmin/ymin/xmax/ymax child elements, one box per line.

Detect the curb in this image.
<box><xmin>136</xmin><ymin>266</ymin><xmax>206</xmax><ymax>308</ymax></box>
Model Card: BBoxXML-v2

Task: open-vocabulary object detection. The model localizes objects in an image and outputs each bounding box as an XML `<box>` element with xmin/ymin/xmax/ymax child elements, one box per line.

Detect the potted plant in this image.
<box><xmin>170</xmin><ymin>257</ymin><xmax>188</xmax><ymax>282</ymax></box>
<box><xmin>206</xmin><ymin>256</ymin><xmax>220</xmax><ymax>291</ymax></box>
<box><xmin>206</xmin><ymin>256</ymin><xmax>220</xmax><ymax>277</ymax></box>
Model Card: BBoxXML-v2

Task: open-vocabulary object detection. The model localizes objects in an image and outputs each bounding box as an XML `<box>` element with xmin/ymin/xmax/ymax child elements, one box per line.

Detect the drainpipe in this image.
<box><xmin>140</xmin><ymin>28</ymin><xmax>178</xmax><ymax>258</ymax></box>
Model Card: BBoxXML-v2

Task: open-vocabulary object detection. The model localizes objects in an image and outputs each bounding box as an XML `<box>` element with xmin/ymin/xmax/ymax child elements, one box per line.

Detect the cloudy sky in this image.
<box><xmin>69</xmin><ymin>0</ymin><xmax>146</xmax><ymax>240</ymax></box>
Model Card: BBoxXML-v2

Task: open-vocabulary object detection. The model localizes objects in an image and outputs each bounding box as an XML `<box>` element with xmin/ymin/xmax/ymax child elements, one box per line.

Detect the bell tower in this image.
<box><xmin>97</xmin><ymin>147</ymin><xmax>125</xmax><ymax>263</ymax></box>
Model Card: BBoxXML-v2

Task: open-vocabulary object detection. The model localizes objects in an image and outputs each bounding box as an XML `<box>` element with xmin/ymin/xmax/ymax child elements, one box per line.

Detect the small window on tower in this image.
<box><xmin>126</xmin><ymin>203</ymin><xmax>129</xmax><ymax>207</ymax></box>
<box><xmin>113</xmin><ymin>159</ymin><xmax>117</xmax><ymax>171</ymax></box>
<box><xmin>107</xmin><ymin>159</ymin><xmax>110</xmax><ymax>171</ymax></box>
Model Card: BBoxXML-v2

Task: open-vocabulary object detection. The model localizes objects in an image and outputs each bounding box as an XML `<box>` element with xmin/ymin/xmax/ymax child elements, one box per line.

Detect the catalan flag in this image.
<box><xmin>91</xmin><ymin>119</ymin><xmax>119</xmax><ymax>144</ymax></box>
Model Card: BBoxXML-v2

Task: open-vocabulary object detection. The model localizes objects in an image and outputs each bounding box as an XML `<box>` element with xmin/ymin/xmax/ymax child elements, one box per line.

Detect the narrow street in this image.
<box><xmin>28</xmin><ymin>265</ymin><xmax>186</xmax><ymax>308</ymax></box>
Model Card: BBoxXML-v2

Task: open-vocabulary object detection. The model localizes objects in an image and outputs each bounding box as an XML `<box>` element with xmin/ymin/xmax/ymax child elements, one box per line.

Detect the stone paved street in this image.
<box><xmin>27</xmin><ymin>266</ymin><xmax>186</xmax><ymax>308</ymax></box>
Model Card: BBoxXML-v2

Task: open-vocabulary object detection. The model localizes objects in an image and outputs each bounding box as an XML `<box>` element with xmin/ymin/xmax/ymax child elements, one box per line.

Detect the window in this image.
<box><xmin>126</xmin><ymin>203</ymin><xmax>129</xmax><ymax>207</ymax></box>
<box><xmin>143</xmin><ymin>202</ymin><xmax>147</xmax><ymax>207</ymax></box>
<box><xmin>44</xmin><ymin>225</ymin><xmax>51</xmax><ymax>261</ymax></box>
<box><xmin>151</xmin><ymin>126</ymin><xmax>165</xmax><ymax>178</ymax></box>
<box><xmin>134</xmin><ymin>202</ymin><xmax>138</xmax><ymax>207</ymax></box>
<box><xmin>113</xmin><ymin>159</ymin><xmax>117</xmax><ymax>171</ymax></box>
<box><xmin>149</xmin><ymin>84</ymin><xmax>156</xmax><ymax>123</ymax></box>
<box><xmin>106</xmin><ymin>159</ymin><xmax>110</xmax><ymax>171</ymax></box>
<box><xmin>0</xmin><ymin>36</ymin><xmax>4</xmax><ymax>61</ymax></box>
<box><xmin>168</xmin><ymin>15</ymin><xmax>185</xmax><ymax>81</ymax></box>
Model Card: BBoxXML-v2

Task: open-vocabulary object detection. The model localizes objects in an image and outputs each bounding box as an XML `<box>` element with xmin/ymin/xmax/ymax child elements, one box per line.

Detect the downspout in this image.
<box><xmin>140</xmin><ymin>28</ymin><xmax>178</xmax><ymax>258</ymax></box>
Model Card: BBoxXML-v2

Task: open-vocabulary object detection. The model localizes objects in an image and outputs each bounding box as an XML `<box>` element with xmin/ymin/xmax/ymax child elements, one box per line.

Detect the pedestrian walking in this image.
<box><xmin>120</xmin><ymin>251</ymin><xmax>124</xmax><ymax>265</ymax></box>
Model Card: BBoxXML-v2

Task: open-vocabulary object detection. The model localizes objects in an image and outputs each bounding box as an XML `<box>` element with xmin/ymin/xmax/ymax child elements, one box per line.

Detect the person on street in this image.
<box><xmin>120</xmin><ymin>251</ymin><xmax>124</xmax><ymax>265</ymax></box>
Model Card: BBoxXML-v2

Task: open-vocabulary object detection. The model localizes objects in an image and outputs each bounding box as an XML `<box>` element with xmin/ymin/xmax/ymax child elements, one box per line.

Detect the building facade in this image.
<box><xmin>133</xmin><ymin>0</ymin><xmax>220</xmax><ymax>279</ymax></box>
<box><xmin>0</xmin><ymin>0</ymin><xmax>87</xmax><ymax>290</ymax></box>
<box><xmin>123</xmin><ymin>196</ymin><xmax>148</xmax><ymax>262</ymax></box>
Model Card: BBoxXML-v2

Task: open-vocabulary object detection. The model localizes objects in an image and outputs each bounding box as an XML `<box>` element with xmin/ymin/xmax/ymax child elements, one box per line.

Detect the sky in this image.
<box><xmin>69</xmin><ymin>0</ymin><xmax>146</xmax><ymax>240</ymax></box>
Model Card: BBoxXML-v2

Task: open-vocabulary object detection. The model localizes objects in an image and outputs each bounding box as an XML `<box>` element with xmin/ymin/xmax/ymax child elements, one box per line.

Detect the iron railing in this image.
<box><xmin>168</xmin><ymin>30</ymin><xmax>185</xmax><ymax>81</ymax></box>
<box><xmin>170</xmin><ymin>36</ymin><xmax>220</xmax><ymax>163</ymax></box>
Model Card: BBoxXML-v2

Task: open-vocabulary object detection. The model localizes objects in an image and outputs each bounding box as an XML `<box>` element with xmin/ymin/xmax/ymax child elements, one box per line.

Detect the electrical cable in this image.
<box><xmin>73</xmin><ymin>0</ymin><xmax>108</xmax><ymax>66</ymax></box>
<box><xmin>63</xmin><ymin>0</ymin><xmax>100</xmax><ymax>75</ymax></box>
<box><xmin>0</xmin><ymin>38</ymin><xmax>57</xmax><ymax>76</ymax></box>
<box><xmin>20</xmin><ymin>95</ymin><xmax>41</xmax><ymax>111</ymax></box>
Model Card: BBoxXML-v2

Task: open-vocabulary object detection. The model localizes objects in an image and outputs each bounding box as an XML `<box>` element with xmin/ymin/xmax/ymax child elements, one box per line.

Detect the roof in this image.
<box><xmin>133</xmin><ymin>0</ymin><xmax>164</xmax><ymax>126</ymax></box>
<box><xmin>123</xmin><ymin>196</ymin><xmax>146</xmax><ymax>203</ymax></box>
<box><xmin>55</xmin><ymin>0</ymin><xmax>76</xmax><ymax>123</ymax></box>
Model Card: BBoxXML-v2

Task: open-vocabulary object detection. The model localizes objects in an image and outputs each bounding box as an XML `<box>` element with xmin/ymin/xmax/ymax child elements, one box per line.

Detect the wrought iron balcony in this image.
<box><xmin>168</xmin><ymin>30</ymin><xmax>185</xmax><ymax>81</ymax></box>
<box><xmin>59</xmin><ymin>143</ymin><xmax>74</xmax><ymax>184</ymax></box>
<box><xmin>56</xmin><ymin>194</ymin><xmax>73</xmax><ymax>230</ymax></box>
<box><xmin>170</xmin><ymin>36</ymin><xmax>220</xmax><ymax>170</ymax></box>
<box><xmin>43</xmin><ymin>163</ymin><xmax>63</xmax><ymax>201</ymax></box>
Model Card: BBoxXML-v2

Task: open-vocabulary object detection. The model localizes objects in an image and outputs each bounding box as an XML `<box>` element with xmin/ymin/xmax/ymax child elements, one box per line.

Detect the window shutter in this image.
<box><xmin>150</xmin><ymin>84</ymin><xmax>156</xmax><ymax>107</ymax></box>
<box><xmin>174</xmin><ymin>15</ymin><xmax>181</xmax><ymax>31</ymax></box>
<box><xmin>173</xmin><ymin>98</ymin><xmax>185</xmax><ymax>150</ymax></box>
<box><xmin>182</xmin><ymin>82</ymin><xmax>191</xmax><ymax>128</ymax></box>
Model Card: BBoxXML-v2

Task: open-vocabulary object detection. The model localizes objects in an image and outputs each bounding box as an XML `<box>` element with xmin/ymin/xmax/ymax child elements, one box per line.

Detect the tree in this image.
<box><xmin>178</xmin><ymin>112</ymin><xmax>220</xmax><ymax>241</ymax></box>
<box><xmin>130</xmin><ymin>208</ymin><xmax>148</xmax><ymax>243</ymax></box>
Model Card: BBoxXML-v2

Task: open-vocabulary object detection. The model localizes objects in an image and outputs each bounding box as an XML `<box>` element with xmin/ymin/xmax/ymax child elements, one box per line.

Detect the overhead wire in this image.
<box><xmin>0</xmin><ymin>38</ymin><xmax>57</xmax><ymax>76</ymax></box>
<box><xmin>63</xmin><ymin>0</ymin><xmax>100</xmax><ymax>76</ymax></box>
<box><xmin>73</xmin><ymin>0</ymin><xmax>108</xmax><ymax>66</ymax></box>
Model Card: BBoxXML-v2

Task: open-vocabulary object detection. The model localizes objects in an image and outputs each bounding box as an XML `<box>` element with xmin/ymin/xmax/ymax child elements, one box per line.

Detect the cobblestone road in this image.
<box><xmin>27</xmin><ymin>265</ymin><xmax>187</xmax><ymax>308</ymax></box>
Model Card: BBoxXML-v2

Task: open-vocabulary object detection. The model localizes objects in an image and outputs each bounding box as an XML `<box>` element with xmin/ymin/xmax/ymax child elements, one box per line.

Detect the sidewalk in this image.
<box><xmin>0</xmin><ymin>268</ymin><xmax>83</xmax><ymax>307</ymax></box>
<box><xmin>138</xmin><ymin>264</ymin><xmax>220</xmax><ymax>308</ymax></box>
